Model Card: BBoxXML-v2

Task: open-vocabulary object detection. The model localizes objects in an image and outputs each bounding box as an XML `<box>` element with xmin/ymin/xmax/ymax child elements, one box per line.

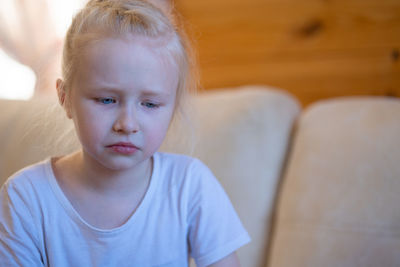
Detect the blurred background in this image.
<box><xmin>0</xmin><ymin>0</ymin><xmax>399</xmax><ymax>107</ymax></box>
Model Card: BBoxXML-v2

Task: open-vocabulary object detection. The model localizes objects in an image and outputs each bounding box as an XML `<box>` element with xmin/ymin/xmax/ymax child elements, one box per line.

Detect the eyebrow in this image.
<box><xmin>89</xmin><ymin>86</ymin><xmax>172</xmax><ymax>97</ymax></box>
<box><xmin>141</xmin><ymin>90</ymin><xmax>172</xmax><ymax>97</ymax></box>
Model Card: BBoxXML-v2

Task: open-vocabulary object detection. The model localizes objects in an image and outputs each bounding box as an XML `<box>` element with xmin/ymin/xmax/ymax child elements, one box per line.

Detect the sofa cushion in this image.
<box><xmin>0</xmin><ymin>98</ymin><xmax>79</xmax><ymax>182</ymax></box>
<box><xmin>162</xmin><ymin>86</ymin><xmax>300</xmax><ymax>266</ymax></box>
<box><xmin>268</xmin><ymin>97</ymin><xmax>400</xmax><ymax>267</ymax></box>
<box><xmin>0</xmin><ymin>86</ymin><xmax>300</xmax><ymax>267</ymax></box>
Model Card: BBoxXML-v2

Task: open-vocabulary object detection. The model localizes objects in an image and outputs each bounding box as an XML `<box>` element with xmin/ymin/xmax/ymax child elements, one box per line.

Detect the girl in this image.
<box><xmin>0</xmin><ymin>0</ymin><xmax>250</xmax><ymax>266</ymax></box>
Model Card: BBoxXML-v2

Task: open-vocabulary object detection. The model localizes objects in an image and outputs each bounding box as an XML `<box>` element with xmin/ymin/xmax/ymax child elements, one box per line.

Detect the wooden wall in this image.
<box><xmin>175</xmin><ymin>0</ymin><xmax>400</xmax><ymax>107</ymax></box>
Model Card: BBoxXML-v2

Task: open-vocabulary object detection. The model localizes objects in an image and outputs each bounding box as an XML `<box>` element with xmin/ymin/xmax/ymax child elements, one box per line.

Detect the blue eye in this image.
<box><xmin>142</xmin><ymin>102</ymin><xmax>159</xmax><ymax>109</ymax></box>
<box><xmin>98</xmin><ymin>98</ymin><xmax>116</xmax><ymax>104</ymax></box>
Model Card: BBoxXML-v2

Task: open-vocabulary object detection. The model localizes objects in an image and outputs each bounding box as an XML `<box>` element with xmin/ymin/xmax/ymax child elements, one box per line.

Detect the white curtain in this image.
<box><xmin>0</xmin><ymin>0</ymin><xmax>172</xmax><ymax>99</ymax></box>
<box><xmin>0</xmin><ymin>0</ymin><xmax>86</xmax><ymax>98</ymax></box>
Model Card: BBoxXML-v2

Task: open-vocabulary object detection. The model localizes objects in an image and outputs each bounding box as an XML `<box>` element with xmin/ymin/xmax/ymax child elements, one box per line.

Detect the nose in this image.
<box><xmin>113</xmin><ymin>106</ymin><xmax>140</xmax><ymax>134</ymax></box>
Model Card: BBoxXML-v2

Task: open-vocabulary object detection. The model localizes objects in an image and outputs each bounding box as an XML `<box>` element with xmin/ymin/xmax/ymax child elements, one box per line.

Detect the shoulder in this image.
<box><xmin>155</xmin><ymin>152</ymin><xmax>211</xmax><ymax>173</ymax></box>
<box><xmin>155</xmin><ymin>152</ymin><xmax>200</xmax><ymax>167</ymax></box>
<box><xmin>1</xmin><ymin>159</ymin><xmax>51</xmax><ymax>199</ymax></box>
<box><xmin>152</xmin><ymin>152</ymin><xmax>221</xmax><ymax>205</ymax></box>
<box><xmin>154</xmin><ymin>152</ymin><xmax>223</xmax><ymax>203</ymax></box>
<box><xmin>154</xmin><ymin>152</ymin><xmax>216</xmax><ymax>186</ymax></box>
<box><xmin>0</xmin><ymin>161</ymin><xmax>50</xmax><ymax>265</ymax></box>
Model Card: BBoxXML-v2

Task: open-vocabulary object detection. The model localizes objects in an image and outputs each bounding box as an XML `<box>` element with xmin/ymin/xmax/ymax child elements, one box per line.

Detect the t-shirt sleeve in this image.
<box><xmin>0</xmin><ymin>178</ymin><xmax>44</xmax><ymax>266</ymax></box>
<box><xmin>187</xmin><ymin>159</ymin><xmax>251</xmax><ymax>267</ymax></box>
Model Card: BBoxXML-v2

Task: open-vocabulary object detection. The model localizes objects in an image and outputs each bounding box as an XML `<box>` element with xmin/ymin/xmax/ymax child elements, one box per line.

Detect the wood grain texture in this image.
<box><xmin>175</xmin><ymin>0</ymin><xmax>400</xmax><ymax>107</ymax></box>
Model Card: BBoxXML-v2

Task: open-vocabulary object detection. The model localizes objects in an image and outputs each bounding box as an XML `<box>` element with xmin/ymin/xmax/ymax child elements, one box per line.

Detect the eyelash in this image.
<box><xmin>141</xmin><ymin>101</ymin><xmax>160</xmax><ymax>109</ymax></box>
<box><xmin>97</xmin><ymin>98</ymin><xmax>116</xmax><ymax>105</ymax></box>
<box><xmin>96</xmin><ymin>98</ymin><xmax>160</xmax><ymax>109</ymax></box>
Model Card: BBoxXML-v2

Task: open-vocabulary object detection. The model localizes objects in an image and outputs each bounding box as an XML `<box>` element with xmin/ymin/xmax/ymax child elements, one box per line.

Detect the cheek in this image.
<box><xmin>145</xmin><ymin>113</ymin><xmax>174</xmax><ymax>146</ymax></box>
<box><xmin>73</xmin><ymin>110</ymin><xmax>109</xmax><ymax>145</ymax></box>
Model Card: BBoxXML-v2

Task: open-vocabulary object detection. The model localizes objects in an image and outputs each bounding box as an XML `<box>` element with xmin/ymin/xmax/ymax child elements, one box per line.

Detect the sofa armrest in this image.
<box><xmin>269</xmin><ymin>97</ymin><xmax>400</xmax><ymax>267</ymax></box>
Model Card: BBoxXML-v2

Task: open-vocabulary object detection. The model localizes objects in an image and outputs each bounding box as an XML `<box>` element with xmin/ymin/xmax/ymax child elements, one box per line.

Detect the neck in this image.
<box><xmin>69</xmin><ymin>150</ymin><xmax>152</xmax><ymax>196</ymax></box>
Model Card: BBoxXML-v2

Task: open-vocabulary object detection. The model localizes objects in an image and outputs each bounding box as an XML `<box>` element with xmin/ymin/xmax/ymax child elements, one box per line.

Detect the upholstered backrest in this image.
<box><xmin>268</xmin><ymin>97</ymin><xmax>400</xmax><ymax>267</ymax></box>
<box><xmin>0</xmin><ymin>86</ymin><xmax>300</xmax><ymax>266</ymax></box>
<box><xmin>0</xmin><ymin>98</ymin><xmax>80</xmax><ymax>182</ymax></box>
<box><xmin>162</xmin><ymin>87</ymin><xmax>300</xmax><ymax>266</ymax></box>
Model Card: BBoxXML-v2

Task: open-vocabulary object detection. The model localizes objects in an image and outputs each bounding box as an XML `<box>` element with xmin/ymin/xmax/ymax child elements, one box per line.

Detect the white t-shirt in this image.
<box><xmin>0</xmin><ymin>152</ymin><xmax>250</xmax><ymax>267</ymax></box>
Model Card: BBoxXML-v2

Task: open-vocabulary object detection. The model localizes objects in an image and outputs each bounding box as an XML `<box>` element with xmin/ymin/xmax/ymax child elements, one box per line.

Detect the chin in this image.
<box><xmin>101</xmin><ymin>159</ymin><xmax>140</xmax><ymax>172</ymax></box>
<box><xmin>103</xmin><ymin>155</ymin><xmax>151</xmax><ymax>172</ymax></box>
<box><xmin>83</xmin><ymin>148</ymin><xmax>152</xmax><ymax>173</ymax></box>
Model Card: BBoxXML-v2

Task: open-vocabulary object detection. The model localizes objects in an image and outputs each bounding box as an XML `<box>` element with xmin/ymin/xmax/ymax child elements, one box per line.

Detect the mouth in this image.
<box><xmin>106</xmin><ymin>142</ymin><xmax>139</xmax><ymax>155</ymax></box>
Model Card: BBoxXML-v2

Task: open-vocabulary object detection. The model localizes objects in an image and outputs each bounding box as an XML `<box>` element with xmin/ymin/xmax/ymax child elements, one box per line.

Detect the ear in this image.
<box><xmin>56</xmin><ymin>78</ymin><xmax>73</xmax><ymax>119</ymax></box>
<box><xmin>56</xmin><ymin>78</ymin><xmax>66</xmax><ymax>105</ymax></box>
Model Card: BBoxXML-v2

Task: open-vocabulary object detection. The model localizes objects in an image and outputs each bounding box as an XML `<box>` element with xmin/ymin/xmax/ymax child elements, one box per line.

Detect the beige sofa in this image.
<box><xmin>1</xmin><ymin>86</ymin><xmax>399</xmax><ymax>267</ymax></box>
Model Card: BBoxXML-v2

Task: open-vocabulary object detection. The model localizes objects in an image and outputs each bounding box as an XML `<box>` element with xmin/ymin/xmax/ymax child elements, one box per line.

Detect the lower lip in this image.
<box><xmin>107</xmin><ymin>145</ymin><xmax>138</xmax><ymax>155</ymax></box>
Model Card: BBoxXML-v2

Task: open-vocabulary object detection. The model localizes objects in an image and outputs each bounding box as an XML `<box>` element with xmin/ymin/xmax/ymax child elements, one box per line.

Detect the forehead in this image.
<box><xmin>73</xmin><ymin>35</ymin><xmax>179</xmax><ymax>95</ymax></box>
<box><xmin>82</xmin><ymin>33</ymin><xmax>176</xmax><ymax>66</ymax></box>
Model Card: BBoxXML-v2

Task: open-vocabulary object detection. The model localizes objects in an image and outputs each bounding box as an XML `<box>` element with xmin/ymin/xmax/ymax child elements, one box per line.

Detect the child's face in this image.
<box><xmin>64</xmin><ymin>36</ymin><xmax>179</xmax><ymax>172</ymax></box>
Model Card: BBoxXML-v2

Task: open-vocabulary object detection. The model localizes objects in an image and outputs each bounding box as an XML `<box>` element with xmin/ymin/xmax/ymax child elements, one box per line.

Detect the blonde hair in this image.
<box><xmin>61</xmin><ymin>0</ymin><xmax>197</xmax><ymax>116</ymax></box>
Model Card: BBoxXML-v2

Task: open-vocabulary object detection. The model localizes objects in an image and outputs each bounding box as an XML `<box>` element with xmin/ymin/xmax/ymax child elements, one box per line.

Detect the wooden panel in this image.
<box><xmin>175</xmin><ymin>0</ymin><xmax>400</xmax><ymax>107</ymax></box>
